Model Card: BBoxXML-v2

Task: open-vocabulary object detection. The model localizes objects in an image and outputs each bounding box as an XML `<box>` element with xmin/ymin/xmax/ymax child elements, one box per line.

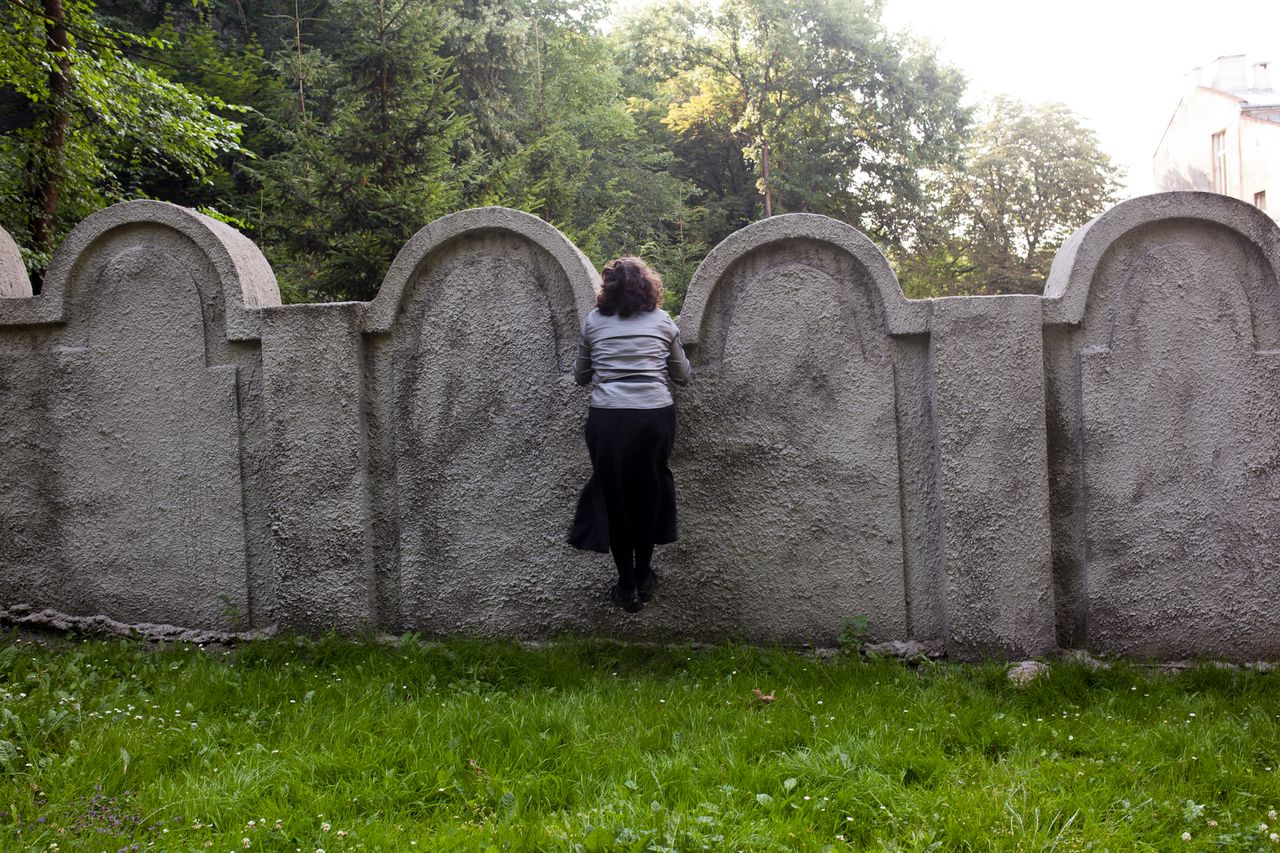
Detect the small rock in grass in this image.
<box><xmin>1060</xmin><ymin>649</ymin><xmax>1109</xmax><ymax>670</ymax></box>
<box><xmin>1007</xmin><ymin>661</ymin><xmax>1049</xmax><ymax>686</ymax></box>
<box><xmin>864</xmin><ymin>640</ymin><xmax>942</xmax><ymax>660</ymax></box>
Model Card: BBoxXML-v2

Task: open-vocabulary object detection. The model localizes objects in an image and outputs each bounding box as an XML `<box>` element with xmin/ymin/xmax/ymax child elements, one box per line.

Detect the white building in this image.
<box><xmin>1154</xmin><ymin>55</ymin><xmax>1280</xmax><ymax>219</ymax></box>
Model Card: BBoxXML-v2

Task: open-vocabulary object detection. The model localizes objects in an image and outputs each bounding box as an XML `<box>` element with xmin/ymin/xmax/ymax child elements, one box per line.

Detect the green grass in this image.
<box><xmin>1</xmin><ymin>632</ymin><xmax>1279</xmax><ymax>852</ymax></box>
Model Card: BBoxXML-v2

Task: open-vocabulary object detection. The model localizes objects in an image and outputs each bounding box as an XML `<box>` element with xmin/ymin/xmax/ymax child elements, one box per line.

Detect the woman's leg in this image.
<box><xmin>585</xmin><ymin>406</ymin><xmax>675</xmax><ymax>606</ymax></box>
<box><xmin>610</xmin><ymin>541</ymin><xmax>638</xmax><ymax>592</ymax></box>
<box><xmin>634</xmin><ymin>540</ymin><xmax>656</xmax><ymax>601</ymax></box>
<box><xmin>627</xmin><ymin>405</ymin><xmax>674</xmax><ymax>598</ymax></box>
<box><xmin>588</xmin><ymin>407</ymin><xmax>641</xmax><ymax>594</ymax></box>
<box><xmin>634</xmin><ymin>541</ymin><xmax>654</xmax><ymax>576</ymax></box>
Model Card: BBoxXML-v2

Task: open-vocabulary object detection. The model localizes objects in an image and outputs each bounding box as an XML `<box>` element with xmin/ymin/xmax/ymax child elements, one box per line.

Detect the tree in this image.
<box><xmin>437</xmin><ymin>0</ymin><xmax>690</xmax><ymax>267</ymax></box>
<box><xmin>243</xmin><ymin>0</ymin><xmax>472</xmax><ymax>301</ymax></box>
<box><xmin>496</xmin><ymin>18</ymin><xmax>689</xmax><ymax>262</ymax></box>
<box><xmin>0</xmin><ymin>0</ymin><xmax>244</xmax><ymax>280</ymax></box>
<box><xmin>898</xmin><ymin>97</ymin><xmax>1120</xmax><ymax>296</ymax></box>
<box><xmin>622</xmin><ymin>0</ymin><xmax>968</xmax><ymax>252</ymax></box>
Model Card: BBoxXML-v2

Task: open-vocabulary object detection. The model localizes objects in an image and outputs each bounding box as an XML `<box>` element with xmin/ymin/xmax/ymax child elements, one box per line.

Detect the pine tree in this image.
<box><xmin>247</xmin><ymin>0</ymin><xmax>470</xmax><ymax>301</ymax></box>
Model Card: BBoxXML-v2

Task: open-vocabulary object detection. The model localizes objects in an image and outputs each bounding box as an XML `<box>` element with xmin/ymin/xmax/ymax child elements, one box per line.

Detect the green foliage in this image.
<box><xmin>621</xmin><ymin>0</ymin><xmax>968</xmax><ymax>254</ymax></box>
<box><xmin>239</xmin><ymin>0</ymin><xmax>471</xmax><ymax>301</ymax></box>
<box><xmin>897</xmin><ymin>97</ymin><xmax>1120</xmax><ymax>297</ymax></box>
<box><xmin>134</xmin><ymin>15</ymin><xmax>290</xmax><ymax>218</ymax></box>
<box><xmin>2</xmin><ymin>634</ymin><xmax>1280</xmax><ymax>850</ymax></box>
<box><xmin>836</xmin><ymin>614</ymin><xmax>869</xmax><ymax>656</ymax></box>
<box><xmin>0</xmin><ymin>0</ymin><xmax>1119</xmax><ymax>305</ymax></box>
<box><xmin>452</xmin><ymin>0</ymin><xmax>692</xmax><ymax>290</ymax></box>
<box><xmin>0</xmin><ymin>0</ymin><xmax>244</xmax><ymax>277</ymax></box>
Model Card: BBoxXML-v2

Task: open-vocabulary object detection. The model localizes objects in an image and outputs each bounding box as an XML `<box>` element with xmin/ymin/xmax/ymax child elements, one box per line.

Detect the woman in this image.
<box><xmin>569</xmin><ymin>256</ymin><xmax>691</xmax><ymax>613</ymax></box>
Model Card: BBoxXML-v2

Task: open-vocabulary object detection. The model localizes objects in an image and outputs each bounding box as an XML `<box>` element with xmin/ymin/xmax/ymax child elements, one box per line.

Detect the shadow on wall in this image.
<box><xmin>1</xmin><ymin>191</ymin><xmax>1279</xmax><ymax>661</ymax></box>
<box><xmin>1155</xmin><ymin>166</ymin><xmax>1212</xmax><ymax>192</ymax></box>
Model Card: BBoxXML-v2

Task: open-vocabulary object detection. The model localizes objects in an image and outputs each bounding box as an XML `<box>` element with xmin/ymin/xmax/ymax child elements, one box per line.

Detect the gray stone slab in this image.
<box><xmin>671</xmin><ymin>217</ymin><xmax>909</xmax><ymax>645</ymax></box>
<box><xmin>38</xmin><ymin>235</ymin><xmax>246</xmax><ymax>625</ymax></box>
<box><xmin>0</xmin><ymin>201</ymin><xmax>280</xmax><ymax>331</ymax></box>
<box><xmin>1044</xmin><ymin>192</ymin><xmax>1280</xmax><ymax>660</ymax></box>
<box><xmin>368</xmin><ymin>219</ymin><xmax>599</xmax><ymax>637</ymax></box>
<box><xmin>0</xmin><ymin>203</ymin><xmax>277</xmax><ymax>630</ymax></box>
<box><xmin>930</xmin><ymin>296</ymin><xmax>1056</xmax><ymax>659</ymax></box>
<box><xmin>0</xmin><ymin>226</ymin><xmax>30</xmax><ymax>297</ymax></box>
<box><xmin>889</xmin><ymin>331</ymin><xmax>947</xmax><ymax>646</ymax></box>
<box><xmin>3</xmin><ymin>195</ymin><xmax>1278</xmax><ymax>660</ymax></box>
<box><xmin>261</xmin><ymin>303</ymin><xmax>375</xmax><ymax>633</ymax></box>
<box><xmin>0</xmin><ymin>327</ymin><xmax>61</xmax><ymax>609</ymax></box>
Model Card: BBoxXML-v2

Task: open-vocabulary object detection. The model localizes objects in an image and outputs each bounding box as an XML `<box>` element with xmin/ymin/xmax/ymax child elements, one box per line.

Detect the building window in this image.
<box><xmin>1211</xmin><ymin>130</ymin><xmax>1228</xmax><ymax>193</ymax></box>
<box><xmin>1256</xmin><ymin>191</ymin><xmax>1267</xmax><ymax>211</ymax></box>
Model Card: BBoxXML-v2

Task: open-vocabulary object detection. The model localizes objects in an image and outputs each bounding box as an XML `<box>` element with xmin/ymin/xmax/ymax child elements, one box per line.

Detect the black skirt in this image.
<box><xmin>569</xmin><ymin>405</ymin><xmax>678</xmax><ymax>553</ymax></box>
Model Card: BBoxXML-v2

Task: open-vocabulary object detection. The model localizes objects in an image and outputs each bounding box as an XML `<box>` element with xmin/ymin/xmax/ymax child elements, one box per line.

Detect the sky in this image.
<box><xmin>879</xmin><ymin>0</ymin><xmax>1280</xmax><ymax>197</ymax></box>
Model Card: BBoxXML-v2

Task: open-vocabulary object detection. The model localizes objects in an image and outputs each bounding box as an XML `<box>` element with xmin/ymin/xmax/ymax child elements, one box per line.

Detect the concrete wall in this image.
<box><xmin>3</xmin><ymin>192</ymin><xmax>1278</xmax><ymax>660</ymax></box>
<box><xmin>1043</xmin><ymin>192</ymin><xmax>1280</xmax><ymax>660</ymax></box>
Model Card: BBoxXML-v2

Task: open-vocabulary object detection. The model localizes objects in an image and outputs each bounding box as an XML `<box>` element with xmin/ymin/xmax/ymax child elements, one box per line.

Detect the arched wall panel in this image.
<box><xmin>1044</xmin><ymin>193</ymin><xmax>1280</xmax><ymax>658</ymax></box>
<box><xmin>670</xmin><ymin>221</ymin><xmax>911</xmax><ymax>644</ymax></box>
<box><xmin>0</xmin><ymin>202</ymin><xmax>278</xmax><ymax>629</ymax></box>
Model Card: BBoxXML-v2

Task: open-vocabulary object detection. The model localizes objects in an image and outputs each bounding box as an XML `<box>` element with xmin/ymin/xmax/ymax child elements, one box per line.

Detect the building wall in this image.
<box><xmin>1241</xmin><ymin>117</ymin><xmax>1280</xmax><ymax>214</ymax></box>
<box><xmin>2</xmin><ymin>193</ymin><xmax>1279</xmax><ymax>660</ymax></box>
<box><xmin>1154</xmin><ymin>88</ymin><xmax>1246</xmax><ymax>194</ymax></box>
<box><xmin>1155</xmin><ymin>88</ymin><xmax>1280</xmax><ymax>219</ymax></box>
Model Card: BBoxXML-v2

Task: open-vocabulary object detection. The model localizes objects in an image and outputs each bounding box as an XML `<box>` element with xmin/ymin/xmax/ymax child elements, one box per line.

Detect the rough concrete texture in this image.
<box><xmin>0</xmin><ymin>226</ymin><xmax>30</xmax><ymax>297</ymax></box>
<box><xmin>0</xmin><ymin>202</ymin><xmax>271</xmax><ymax>630</ymax></box>
<box><xmin>261</xmin><ymin>303</ymin><xmax>374</xmax><ymax>634</ymax></box>
<box><xmin>2</xmin><ymin>193</ymin><xmax>1279</xmax><ymax>659</ymax></box>
<box><xmin>366</xmin><ymin>225</ymin><xmax>596</xmax><ymax>637</ymax></box>
<box><xmin>1044</xmin><ymin>192</ymin><xmax>1280</xmax><ymax>660</ymax></box>
<box><xmin>930</xmin><ymin>296</ymin><xmax>1056</xmax><ymax>658</ymax></box>
<box><xmin>671</xmin><ymin>224</ymin><xmax>909</xmax><ymax>645</ymax></box>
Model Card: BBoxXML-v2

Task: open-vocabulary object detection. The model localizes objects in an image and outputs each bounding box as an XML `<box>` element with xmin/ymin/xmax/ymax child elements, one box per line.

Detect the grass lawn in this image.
<box><xmin>1</xmin><ymin>632</ymin><xmax>1279</xmax><ymax>852</ymax></box>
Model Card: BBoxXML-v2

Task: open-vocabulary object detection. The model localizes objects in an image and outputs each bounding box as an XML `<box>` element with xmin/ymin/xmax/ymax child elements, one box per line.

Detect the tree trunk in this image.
<box><xmin>378</xmin><ymin>0</ymin><xmax>389</xmax><ymax>136</ymax></box>
<box><xmin>293</xmin><ymin>0</ymin><xmax>307</xmax><ymax>121</ymax></box>
<box><xmin>532</xmin><ymin>17</ymin><xmax>547</xmax><ymax>220</ymax></box>
<box><xmin>378</xmin><ymin>0</ymin><xmax>392</xmax><ymax>181</ymax></box>
<box><xmin>532</xmin><ymin>18</ymin><xmax>545</xmax><ymax>136</ymax></box>
<box><xmin>32</xmin><ymin>0</ymin><xmax>71</xmax><ymax>256</ymax></box>
<box><xmin>761</xmin><ymin>135</ymin><xmax>773</xmax><ymax>218</ymax></box>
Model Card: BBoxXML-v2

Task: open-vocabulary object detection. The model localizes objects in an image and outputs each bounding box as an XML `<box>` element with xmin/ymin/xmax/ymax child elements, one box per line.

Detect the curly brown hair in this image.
<box><xmin>598</xmin><ymin>256</ymin><xmax>664</xmax><ymax>318</ymax></box>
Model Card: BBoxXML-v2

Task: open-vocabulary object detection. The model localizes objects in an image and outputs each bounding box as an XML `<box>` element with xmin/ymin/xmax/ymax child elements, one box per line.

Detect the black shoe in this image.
<box><xmin>638</xmin><ymin>571</ymin><xmax>658</xmax><ymax>603</ymax></box>
<box><xmin>609</xmin><ymin>584</ymin><xmax>643</xmax><ymax>613</ymax></box>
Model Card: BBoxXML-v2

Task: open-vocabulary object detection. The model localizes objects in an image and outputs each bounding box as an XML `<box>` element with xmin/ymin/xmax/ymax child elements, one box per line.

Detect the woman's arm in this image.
<box><xmin>667</xmin><ymin>330</ymin><xmax>691</xmax><ymax>386</ymax></box>
<box><xmin>573</xmin><ymin>324</ymin><xmax>593</xmax><ymax>386</ymax></box>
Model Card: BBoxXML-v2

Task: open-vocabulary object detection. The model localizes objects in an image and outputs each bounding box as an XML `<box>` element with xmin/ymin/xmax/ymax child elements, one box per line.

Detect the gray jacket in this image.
<box><xmin>573</xmin><ymin>307</ymin><xmax>691</xmax><ymax>408</ymax></box>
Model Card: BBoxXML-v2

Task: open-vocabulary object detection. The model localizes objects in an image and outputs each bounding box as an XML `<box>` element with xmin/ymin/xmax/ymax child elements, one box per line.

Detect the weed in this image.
<box><xmin>216</xmin><ymin>594</ymin><xmax>244</xmax><ymax>630</ymax></box>
<box><xmin>836</xmin><ymin>614</ymin><xmax>870</xmax><ymax>656</ymax></box>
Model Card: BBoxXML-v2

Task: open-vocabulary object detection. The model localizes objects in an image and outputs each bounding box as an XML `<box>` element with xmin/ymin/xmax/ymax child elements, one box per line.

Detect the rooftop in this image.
<box><xmin>1189</xmin><ymin>55</ymin><xmax>1280</xmax><ymax>109</ymax></box>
